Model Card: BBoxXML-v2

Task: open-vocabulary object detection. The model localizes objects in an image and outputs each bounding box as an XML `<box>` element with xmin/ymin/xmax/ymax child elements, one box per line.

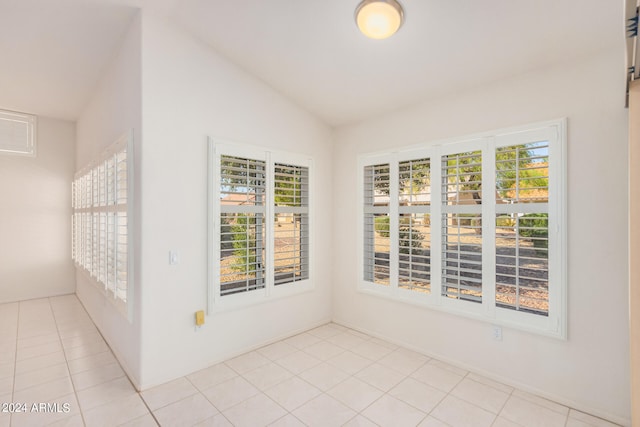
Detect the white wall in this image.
<box><xmin>332</xmin><ymin>48</ymin><xmax>631</xmax><ymax>424</ymax></box>
<box><xmin>628</xmin><ymin>80</ymin><xmax>640</xmax><ymax>425</ymax></box>
<box><xmin>75</xmin><ymin>11</ymin><xmax>142</xmax><ymax>386</ymax></box>
<box><xmin>0</xmin><ymin>116</ymin><xmax>75</xmax><ymax>303</ymax></box>
<box><xmin>137</xmin><ymin>14</ymin><xmax>333</xmax><ymax>388</ymax></box>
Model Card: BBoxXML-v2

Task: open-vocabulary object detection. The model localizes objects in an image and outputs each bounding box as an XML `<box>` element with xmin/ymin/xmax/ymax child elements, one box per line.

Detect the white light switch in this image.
<box><xmin>169</xmin><ymin>251</ymin><xmax>179</xmax><ymax>265</ymax></box>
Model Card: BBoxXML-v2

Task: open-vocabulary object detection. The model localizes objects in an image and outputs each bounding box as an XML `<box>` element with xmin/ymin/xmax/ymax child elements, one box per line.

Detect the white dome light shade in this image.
<box><xmin>355</xmin><ymin>0</ymin><xmax>404</xmax><ymax>40</ymax></box>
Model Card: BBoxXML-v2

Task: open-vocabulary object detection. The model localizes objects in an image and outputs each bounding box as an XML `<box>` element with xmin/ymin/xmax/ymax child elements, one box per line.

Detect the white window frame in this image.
<box><xmin>72</xmin><ymin>131</ymin><xmax>134</xmax><ymax>319</ymax></box>
<box><xmin>0</xmin><ymin>109</ymin><xmax>37</xmax><ymax>157</ymax></box>
<box><xmin>357</xmin><ymin>119</ymin><xmax>567</xmax><ymax>338</ymax></box>
<box><xmin>208</xmin><ymin>139</ymin><xmax>314</xmax><ymax>313</ymax></box>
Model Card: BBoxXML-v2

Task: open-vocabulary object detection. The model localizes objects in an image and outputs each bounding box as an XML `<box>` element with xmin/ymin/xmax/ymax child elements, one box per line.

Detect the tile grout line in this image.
<box><xmin>46</xmin><ymin>318</ymin><xmax>617</xmax><ymax>427</ymax></box>
<box><xmin>50</xmin><ymin>296</ymin><xmax>89</xmax><ymax>427</ymax></box>
<box><xmin>303</xmin><ymin>327</ymin><xmax>485</xmax><ymax>427</ymax></box>
<box><xmin>223</xmin><ymin>361</ymin><xmax>294</xmax><ymax>426</ymax></box>
<box><xmin>135</xmin><ymin>390</ymin><xmax>161</xmax><ymax>426</ymax></box>
<box><xmin>491</xmin><ymin>380</ymin><xmax>516</xmax><ymax>427</ymax></box>
<box><xmin>230</xmin><ymin>325</ymin><xmax>581</xmax><ymax>427</ymax></box>
<box><xmin>327</xmin><ymin>325</ymin><xmax>577</xmax><ymax>427</ymax></box>
<box><xmin>323</xmin><ymin>327</ymin><xmax>409</xmax><ymax>425</ymax></box>
<box><xmin>182</xmin><ymin>373</ymin><xmax>232</xmax><ymax>426</ymax></box>
<box><xmin>288</xmin><ymin>329</ymin><xmax>414</xmax><ymax>426</ymax></box>
<box><xmin>53</xmin><ymin>295</ymin><xmax>146</xmax><ymax>425</ymax></box>
<box><xmin>444</xmin><ymin>374</ymin><xmax>508</xmax><ymax>425</ymax></box>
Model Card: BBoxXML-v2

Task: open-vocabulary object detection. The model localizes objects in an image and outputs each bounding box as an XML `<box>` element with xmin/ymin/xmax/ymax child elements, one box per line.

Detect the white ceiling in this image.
<box><xmin>0</xmin><ymin>0</ymin><xmax>623</xmax><ymax>126</ymax></box>
<box><xmin>0</xmin><ymin>0</ymin><xmax>138</xmax><ymax>121</ymax></box>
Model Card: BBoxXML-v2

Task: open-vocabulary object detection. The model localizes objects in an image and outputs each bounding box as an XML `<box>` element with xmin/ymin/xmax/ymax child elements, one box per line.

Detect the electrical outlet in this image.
<box><xmin>195</xmin><ymin>310</ymin><xmax>205</xmax><ymax>327</ymax></box>
<box><xmin>492</xmin><ymin>325</ymin><xmax>503</xmax><ymax>341</ymax></box>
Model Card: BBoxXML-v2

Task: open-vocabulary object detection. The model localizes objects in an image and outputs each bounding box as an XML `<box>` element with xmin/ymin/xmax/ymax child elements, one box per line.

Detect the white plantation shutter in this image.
<box><xmin>116</xmin><ymin>212</ymin><xmax>128</xmax><ymax>300</ymax></box>
<box><xmin>106</xmin><ymin>212</ymin><xmax>116</xmax><ymax>293</ymax></box>
<box><xmin>107</xmin><ymin>157</ymin><xmax>116</xmax><ymax>205</ymax></box>
<box><xmin>99</xmin><ymin>212</ymin><xmax>107</xmax><ymax>285</ymax></box>
<box><xmin>441</xmin><ymin>150</ymin><xmax>483</xmax><ymax>303</ymax></box>
<box><xmin>210</xmin><ymin>140</ymin><xmax>313</xmax><ymax>310</ymax></box>
<box><xmin>0</xmin><ymin>109</ymin><xmax>36</xmax><ymax>156</ymax></box>
<box><xmin>363</xmin><ymin>163</ymin><xmax>391</xmax><ymax>286</ymax></box>
<box><xmin>273</xmin><ymin>163</ymin><xmax>309</xmax><ymax>285</ymax></box>
<box><xmin>71</xmin><ymin>182</ymin><xmax>76</xmax><ymax>261</ymax></box>
<box><xmin>358</xmin><ymin>120</ymin><xmax>566</xmax><ymax>337</ymax></box>
<box><xmin>116</xmin><ymin>150</ymin><xmax>127</xmax><ymax>204</ymax></box>
<box><xmin>495</xmin><ymin>140</ymin><xmax>550</xmax><ymax>316</ymax></box>
<box><xmin>219</xmin><ymin>155</ymin><xmax>267</xmax><ymax>296</ymax></box>
<box><xmin>72</xmin><ymin>133</ymin><xmax>132</xmax><ymax>309</ymax></box>
<box><xmin>92</xmin><ymin>212</ymin><xmax>99</xmax><ymax>278</ymax></box>
<box><xmin>398</xmin><ymin>158</ymin><xmax>431</xmax><ymax>294</ymax></box>
<box><xmin>85</xmin><ymin>212</ymin><xmax>93</xmax><ymax>273</ymax></box>
<box><xmin>115</xmin><ymin>149</ymin><xmax>128</xmax><ymax>300</ymax></box>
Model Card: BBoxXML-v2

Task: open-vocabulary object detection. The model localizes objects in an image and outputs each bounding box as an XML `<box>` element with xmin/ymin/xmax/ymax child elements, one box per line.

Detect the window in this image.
<box><xmin>0</xmin><ymin>109</ymin><xmax>36</xmax><ymax>156</ymax></box>
<box><xmin>219</xmin><ymin>155</ymin><xmax>267</xmax><ymax>296</ymax></box>
<box><xmin>358</xmin><ymin>120</ymin><xmax>566</xmax><ymax>337</ymax></box>
<box><xmin>363</xmin><ymin>163</ymin><xmax>391</xmax><ymax>285</ymax></box>
<box><xmin>442</xmin><ymin>150</ymin><xmax>483</xmax><ymax>303</ymax></box>
<box><xmin>495</xmin><ymin>140</ymin><xmax>550</xmax><ymax>316</ymax></box>
<box><xmin>210</xmin><ymin>140</ymin><xmax>313</xmax><ymax>310</ymax></box>
<box><xmin>72</xmin><ymin>132</ymin><xmax>132</xmax><ymax>312</ymax></box>
<box><xmin>273</xmin><ymin>163</ymin><xmax>310</xmax><ymax>285</ymax></box>
<box><xmin>398</xmin><ymin>158</ymin><xmax>432</xmax><ymax>294</ymax></box>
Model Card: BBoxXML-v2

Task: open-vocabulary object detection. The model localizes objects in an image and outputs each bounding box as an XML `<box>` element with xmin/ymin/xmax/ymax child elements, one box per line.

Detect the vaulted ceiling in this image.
<box><xmin>0</xmin><ymin>0</ymin><xmax>623</xmax><ymax>126</ymax></box>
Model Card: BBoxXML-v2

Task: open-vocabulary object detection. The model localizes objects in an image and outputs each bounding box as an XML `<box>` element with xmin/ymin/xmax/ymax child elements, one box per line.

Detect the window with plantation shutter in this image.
<box><xmin>358</xmin><ymin>120</ymin><xmax>566</xmax><ymax>338</ymax></box>
<box><xmin>398</xmin><ymin>158</ymin><xmax>431</xmax><ymax>294</ymax></box>
<box><xmin>363</xmin><ymin>163</ymin><xmax>391</xmax><ymax>285</ymax></box>
<box><xmin>72</xmin><ymin>132</ymin><xmax>132</xmax><ymax>312</ymax></box>
<box><xmin>274</xmin><ymin>163</ymin><xmax>309</xmax><ymax>285</ymax></box>
<box><xmin>210</xmin><ymin>140</ymin><xmax>313</xmax><ymax>310</ymax></box>
<box><xmin>441</xmin><ymin>150</ymin><xmax>483</xmax><ymax>303</ymax></box>
<box><xmin>495</xmin><ymin>140</ymin><xmax>550</xmax><ymax>316</ymax></box>
<box><xmin>0</xmin><ymin>109</ymin><xmax>36</xmax><ymax>156</ymax></box>
<box><xmin>219</xmin><ymin>155</ymin><xmax>267</xmax><ymax>296</ymax></box>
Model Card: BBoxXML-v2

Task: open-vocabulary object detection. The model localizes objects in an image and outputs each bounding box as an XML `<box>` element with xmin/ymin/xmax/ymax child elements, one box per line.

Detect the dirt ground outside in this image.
<box><xmin>372</xmin><ymin>224</ymin><xmax>549</xmax><ymax>314</ymax></box>
<box><xmin>220</xmin><ymin>220</ymin><xmax>306</xmax><ymax>289</ymax></box>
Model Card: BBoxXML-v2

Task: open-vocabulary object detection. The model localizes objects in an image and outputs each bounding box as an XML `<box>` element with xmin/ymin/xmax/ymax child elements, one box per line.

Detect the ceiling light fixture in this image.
<box><xmin>355</xmin><ymin>0</ymin><xmax>404</xmax><ymax>40</ymax></box>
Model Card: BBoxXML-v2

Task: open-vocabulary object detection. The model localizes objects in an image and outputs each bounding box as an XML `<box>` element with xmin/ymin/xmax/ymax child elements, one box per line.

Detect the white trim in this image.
<box><xmin>266</xmin><ymin>151</ymin><xmax>274</xmax><ymax>298</ymax></box>
<box><xmin>208</xmin><ymin>138</ymin><xmax>314</xmax><ymax>313</ymax></box>
<box><xmin>207</xmin><ymin>139</ymin><xmax>215</xmax><ymax>314</ymax></box>
<box><xmin>483</xmin><ymin>139</ymin><xmax>497</xmax><ymax>318</ymax></box>
<box><xmin>389</xmin><ymin>160</ymin><xmax>399</xmax><ymax>296</ymax></box>
<box><xmin>357</xmin><ymin>119</ymin><xmax>567</xmax><ymax>338</ymax></box>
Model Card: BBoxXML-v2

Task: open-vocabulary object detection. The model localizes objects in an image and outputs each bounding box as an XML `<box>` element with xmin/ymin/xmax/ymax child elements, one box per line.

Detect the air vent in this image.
<box><xmin>0</xmin><ymin>109</ymin><xmax>36</xmax><ymax>156</ymax></box>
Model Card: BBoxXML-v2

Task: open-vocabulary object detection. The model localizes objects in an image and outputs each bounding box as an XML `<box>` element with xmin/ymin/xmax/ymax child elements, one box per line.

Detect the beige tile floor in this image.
<box><xmin>0</xmin><ymin>295</ymin><xmax>622</xmax><ymax>427</ymax></box>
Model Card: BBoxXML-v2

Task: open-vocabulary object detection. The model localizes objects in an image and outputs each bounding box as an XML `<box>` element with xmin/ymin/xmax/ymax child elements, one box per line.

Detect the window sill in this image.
<box><xmin>357</xmin><ymin>282</ymin><xmax>565</xmax><ymax>340</ymax></box>
<box><xmin>210</xmin><ymin>279</ymin><xmax>315</xmax><ymax>314</ymax></box>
